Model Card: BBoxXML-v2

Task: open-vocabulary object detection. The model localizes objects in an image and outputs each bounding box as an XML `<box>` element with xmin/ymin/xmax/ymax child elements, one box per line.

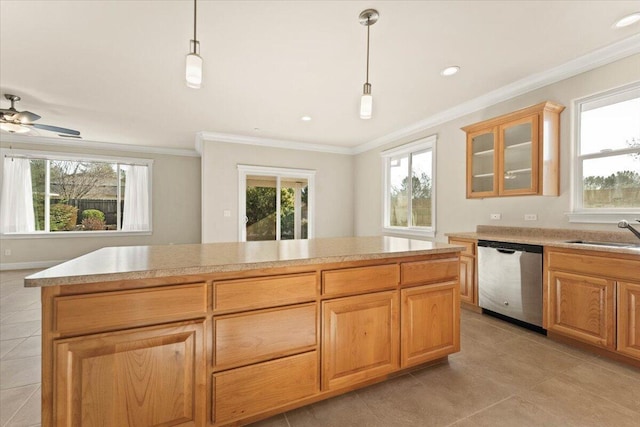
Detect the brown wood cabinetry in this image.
<box><xmin>54</xmin><ymin>320</ymin><xmax>206</xmax><ymax>427</ymax></box>
<box><xmin>321</xmin><ymin>291</ymin><xmax>399</xmax><ymax>390</ymax></box>
<box><xmin>41</xmin><ymin>251</ymin><xmax>461</xmax><ymax>427</ymax></box>
<box><xmin>544</xmin><ymin>247</ymin><xmax>640</xmax><ymax>362</ymax></box>
<box><xmin>401</xmin><ymin>282</ymin><xmax>460</xmax><ymax>367</ymax></box>
<box><xmin>462</xmin><ymin>101</ymin><xmax>564</xmax><ymax>198</ymax></box>
<box><xmin>618</xmin><ymin>281</ymin><xmax>640</xmax><ymax>359</ymax></box>
<box><xmin>546</xmin><ymin>270</ymin><xmax>615</xmax><ymax>349</ymax></box>
<box><xmin>447</xmin><ymin>238</ymin><xmax>477</xmax><ymax>306</ymax></box>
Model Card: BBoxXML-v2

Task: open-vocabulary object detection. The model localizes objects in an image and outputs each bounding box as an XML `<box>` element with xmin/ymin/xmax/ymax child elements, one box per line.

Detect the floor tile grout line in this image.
<box><xmin>2</xmin><ymin>384</ymin><xmax>40</xmax><ymax>427</ymax></box>
<box><xmin>442</xmin><ymin>395</ymin><xmax>515</xmax><ymax>427</ymax></box>
<box><xmin>282</xmin><ymin>411</ymin><xmax>292</xmax><ymax>427</ymax></box>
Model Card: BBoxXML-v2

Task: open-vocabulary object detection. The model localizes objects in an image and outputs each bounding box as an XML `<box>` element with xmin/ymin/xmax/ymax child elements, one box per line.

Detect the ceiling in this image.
<box><xmin>1</xmin><ymin>1</ymin><xmax>639</xmax><ymax>153</ymax></box>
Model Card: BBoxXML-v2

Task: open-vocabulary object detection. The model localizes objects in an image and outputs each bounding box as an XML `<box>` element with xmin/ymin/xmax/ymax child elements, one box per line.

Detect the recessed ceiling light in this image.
<box><xmin>301</xmin><ymin>116</ymin><xmax>312</xmax><ymax>121</ymax></box>
<box><xmin>441</xmin><ymin>66</ymin><xmax>460</xmax><ymax>77</ymax></box>
<box><xmin>614</xmin><ymin>12</ymin><xmax>640</xmax><ymax>28</ymax></box>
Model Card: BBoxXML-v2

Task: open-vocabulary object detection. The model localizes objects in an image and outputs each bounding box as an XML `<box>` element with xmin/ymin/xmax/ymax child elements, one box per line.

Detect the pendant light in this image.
<box><xmin>359</xmin><ymin>9</ymin><xmax>378</xmax><ymax>120</ymax></box>
<box><xmin>185</xmin><ymin>0</ymin><xmax>202</xmax><ymax>88</ymax></box>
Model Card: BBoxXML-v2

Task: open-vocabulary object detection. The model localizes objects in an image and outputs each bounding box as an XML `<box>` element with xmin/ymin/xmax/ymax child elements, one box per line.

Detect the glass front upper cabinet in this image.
<box><xmin>463</xmin><ymin>102</ymin><xmax>564</xmax><ymax>198</ymax></box>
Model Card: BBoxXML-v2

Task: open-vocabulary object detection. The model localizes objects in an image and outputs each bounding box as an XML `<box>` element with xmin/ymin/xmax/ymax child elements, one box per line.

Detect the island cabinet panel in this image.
<box><xmin>322</xmin><ymin>264</ymin><xmax>398</xmax><ymax>297</ymax></box>
<box><xmin>213</xmin><ymin>303</ymin><xmax>317</xmax><ymax>371</ymax></box>
<box><xmin>53</xmin><ymin>320</ymin><xmax>206</xmax><ymax>427</ymax></box>
<box><xmin>400</xmin><ymin>257</ymin><xmax>459</xmax><ymax>286</ymax></box>
<box><xmin>54</xmin><ymin>283</ymin><xmax>207</xmax><ymax>335</ymax></box>
<box><xmin>213</xmin><ymin>273</ymin><xmax>317</xmax><ymax>313</ymax></box>
<box><xmin>448</xmin><ymin>238</ymin><xmax>477</xmax><ymax>306</ymax></box>
<box><xmin>618</xmin><ymin>281</ymin><xmax>640</xmax><ymax>359</ymax></box>
<box><xmin>401</xmin><ymin>282</ymin><xmax>460</xmax><ymax>368</ymax></box>
<box><xmin>212</xmin><ymin>351</ymin><xmax>318</xmax><ymax>425</ymax></box>
<box><xmin>321</xmin><ymin>291</ymin><xmax>399</xmax><ymax>391</ymax></box>
<box><xmin>546</xmin><ymin>270</ymin><xmax>615</xmax><ymax>350</ymax></box>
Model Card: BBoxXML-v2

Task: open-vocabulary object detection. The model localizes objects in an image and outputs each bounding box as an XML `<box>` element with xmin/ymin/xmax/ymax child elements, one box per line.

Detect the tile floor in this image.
<box><xmin>1</xmin><ymin>269</ymin><xmax>639</xmax><ymax>427</ymax></box>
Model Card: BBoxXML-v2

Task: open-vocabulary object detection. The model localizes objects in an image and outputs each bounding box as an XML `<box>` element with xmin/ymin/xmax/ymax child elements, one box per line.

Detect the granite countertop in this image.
<box><xmin>446</xmin><ymin>225</ymin><xmax>640</xmax><ymax>256</ymax></box>
<box><xmin>25</xmin><ymin>236</ymin><xmax>464</xmax><ymax>288</ymax></box>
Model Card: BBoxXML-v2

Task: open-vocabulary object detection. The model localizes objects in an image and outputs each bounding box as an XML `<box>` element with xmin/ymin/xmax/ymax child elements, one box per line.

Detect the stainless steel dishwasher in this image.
<box><xmin>478</xmin><ymin>240</ymin><xmax>544</xmax><ymax>329</ymax></box>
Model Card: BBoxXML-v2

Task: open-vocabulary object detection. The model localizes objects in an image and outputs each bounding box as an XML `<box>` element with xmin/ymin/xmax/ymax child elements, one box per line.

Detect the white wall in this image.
<box><xmin>0</xmin><ymin>141</ymin><xmax>201</xmax><ymax>268</ymax></box>
<box><xmin>201</xmin><ymin>141</ymin><xmax>354</xmax><ymax>243</ymax></box>
<box><xmin>354</xmin><ymin>54</ymin><xmax>640</xmax><ymax>241</ymax></box>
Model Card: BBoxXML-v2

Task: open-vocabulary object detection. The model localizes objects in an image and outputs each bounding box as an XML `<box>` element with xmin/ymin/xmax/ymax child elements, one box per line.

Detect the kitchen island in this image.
<box><xmin>26</xmin><ymin>236</ymin><xmax>463</xmax><ymax>427</ymax></box>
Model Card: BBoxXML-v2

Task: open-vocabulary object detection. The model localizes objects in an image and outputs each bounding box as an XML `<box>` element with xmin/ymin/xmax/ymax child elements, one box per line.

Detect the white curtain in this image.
<box><xmin>121</xmin><ymin>165</ymin><xmax>150</xmax><ymax>231</ymax></box>
<box><xmin>0</xmin><ymin>157</ymin><xmax>36</xmax><ymax>233</ymax></box>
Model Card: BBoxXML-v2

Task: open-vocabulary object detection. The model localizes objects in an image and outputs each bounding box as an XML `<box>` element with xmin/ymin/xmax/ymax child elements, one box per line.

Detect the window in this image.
<box><xmin>238</xmin><ymin>165</ymin><xmax>315</xmax><ymax>242</ymax></box>
<box><xmin>570</xmin><ymin>83</ymin><xmax>640</xmax><ymax>222</ymax></box>
<box><xmin>0</xmin><ymin>149</ymin><xmax>152</xmax><ymax>235</ymax></box>
<box><xmin>382</xmin><ymin>135</ymin><xmax>436</xmax><ymax>237</ymax></box>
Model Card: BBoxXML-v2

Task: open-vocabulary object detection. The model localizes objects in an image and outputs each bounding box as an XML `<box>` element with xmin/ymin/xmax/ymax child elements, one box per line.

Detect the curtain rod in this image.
<box><xmin>3</xmin><ymin>153</ymin><xmax>150</xmax><ymax>168</ymax></box>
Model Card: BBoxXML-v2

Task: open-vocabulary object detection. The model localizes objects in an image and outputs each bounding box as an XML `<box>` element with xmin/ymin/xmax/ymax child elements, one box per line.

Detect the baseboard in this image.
<box><xmin>0</xmin><ymin>260</ymin><xmax>65</xmax><ymax>271</ymax></box>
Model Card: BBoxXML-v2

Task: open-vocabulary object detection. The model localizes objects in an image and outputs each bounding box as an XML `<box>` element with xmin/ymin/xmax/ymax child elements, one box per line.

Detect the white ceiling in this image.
<box><xmin>1</xmin><ymin>1</ymin><xmax>639</xmax><ymax>153</ymax></box>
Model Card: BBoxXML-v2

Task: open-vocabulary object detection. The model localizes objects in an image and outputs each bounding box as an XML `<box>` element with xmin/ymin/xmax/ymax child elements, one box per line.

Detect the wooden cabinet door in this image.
<box><xmin>466</xmin><ymin>127</ymin><xmax>498</xmax><ymax>198</ymax></box>
<box><xmin>498</xmin><ymin>114</ymin><xmax>539</xmax><ymax>196</ymax></box>
<box><xmin>401</xmin><ymin>282</ymin><xmax>460</xmax><ymax>368</ymax></box>
<box><xmin>54</xmin><ymin>320</ymin><xmax>206</xmax><ymax>427</ymax></box>
<box><xmin>458</xmin><ymin>255</ymin><xmax>475</xmax><ymax>304</ymax></box>
<box><xmin>322</xmin><ymin>291</ymin><xmax>399</xmax><ymax>391</ymax></box>
<box><xmin>547</xmin><ymin>270</ymin><xmax>615</xmax><ymax>349</ymax></box>
<box><xmin>617</xmin><ymin>281</ymin><xmax>640</xmax><ymax>360</ymax></box>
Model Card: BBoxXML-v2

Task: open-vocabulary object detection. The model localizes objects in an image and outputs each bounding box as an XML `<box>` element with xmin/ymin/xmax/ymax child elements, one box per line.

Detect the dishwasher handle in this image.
<box><xmin>496</xmin><ymin>248</ymin><xmax>516</xmax><ymax>254</ymax></box>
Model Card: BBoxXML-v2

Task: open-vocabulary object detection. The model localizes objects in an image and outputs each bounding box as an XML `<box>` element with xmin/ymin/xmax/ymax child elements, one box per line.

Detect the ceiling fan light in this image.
<box><xmin>186</xmin><ymin>53</ymin><xmax>203</xmax><ymax>88</ymax></box>
<box><xmin>0</xmin><ymin>122</ymin><xmax>30</xmax><ymax>133</ymax></box>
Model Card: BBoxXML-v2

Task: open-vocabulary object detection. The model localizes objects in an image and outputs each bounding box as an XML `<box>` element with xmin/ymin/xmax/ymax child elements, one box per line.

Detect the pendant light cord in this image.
<box><xmin>193</xmin><ymin>0</ymin><xmax>197</xmax><ymax>41</ymax></box>
<box><xmin>365</xmin><ymin>17</ymin><xmax>370</xmax><ymax>84</ymax></box>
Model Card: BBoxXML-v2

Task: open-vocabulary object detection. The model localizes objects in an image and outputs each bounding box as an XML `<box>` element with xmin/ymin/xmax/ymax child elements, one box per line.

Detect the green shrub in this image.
<box><xmin>82</xmin><ymin>209</ymin><xmax>105</xmax><ymax>222</ymax></box>
<box><xmin>50</xmin><ymin>204</ymin><xmax>78</xmax><ymax>231</ymax></box>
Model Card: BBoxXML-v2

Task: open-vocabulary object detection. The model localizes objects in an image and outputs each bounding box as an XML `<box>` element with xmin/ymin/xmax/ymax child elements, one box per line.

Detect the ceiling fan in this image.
<box><xmin>0</xmin><ymin>94</ymin><xmax>81</xmax><ymax>137</ymax></box>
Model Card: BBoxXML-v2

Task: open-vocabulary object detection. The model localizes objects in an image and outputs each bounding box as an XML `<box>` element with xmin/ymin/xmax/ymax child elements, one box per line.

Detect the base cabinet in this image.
<box><xmin>401</xmin><ymin>282</ymin><xmax>460</xmax><ymax>368</ymax></box>
<box><xmin>546</xmin><ymin>270</ymin><xmax>615</xmax><ymax>349</ymax></box>
<box><xmin>321</xmin><ymin>291</ymin><xmax>399</xmax><ymax>391</ymax></box>
<box><xmin>447</xmin><ymin>238</ymin><xmax>477</xmax><ymax>306</ymax></box>
<box><xmin>618</xmin><ymin>281</ymin><xmax>640</xmax><ymax>359</ymax></box>
<box><xmin>53</xmin><ymin>321</ymin><xmax>206</xmax><ymax>427</ymax></box>
<box><xmin>212</xmin><ymin>351</ymin><xmax>318</xmax><ymax>425</ymax></box>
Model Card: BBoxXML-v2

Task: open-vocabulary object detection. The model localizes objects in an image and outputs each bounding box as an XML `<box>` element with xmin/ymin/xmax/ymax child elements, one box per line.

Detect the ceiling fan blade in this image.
<box><xmin>32</xmin><ymin>123</ymin><xmax>80</xmax><ymax>136</ymax></box>
<box><xmin>13</xmin><ymin>110</ymin><xmax>41</xmax><ymax>123</ymax></box>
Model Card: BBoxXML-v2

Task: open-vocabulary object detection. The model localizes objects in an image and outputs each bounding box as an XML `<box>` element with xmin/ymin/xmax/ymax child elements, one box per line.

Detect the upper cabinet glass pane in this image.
<box><xmin>503</xmin><ymin>121</ymin><xmax>533</xmax><ymax>191</ymax></box>
<box><xmin>471</xmin><ymin>131</ymin><xmax>495</xmax><ymax>193</ymax></box>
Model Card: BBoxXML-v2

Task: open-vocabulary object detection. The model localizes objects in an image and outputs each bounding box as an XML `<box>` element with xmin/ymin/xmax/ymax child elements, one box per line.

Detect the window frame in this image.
<box><xmin>568</xmin><ymin>82</ymin><xmax>640</xmax><ymax>223</ymax></box>
<box><xmin>237</xmin><ymin>164</ymin><xmax>315</xmax><ymax>242</ymax></box>
<box><xmin>381</xmin><ymin>135</ymin><xmax>437</xmax><ymax>238</ymax></box>
<box><xmin>0</xmin><ymin>148</ymin><xmax>153</xmax><ymax>238</ymax></box>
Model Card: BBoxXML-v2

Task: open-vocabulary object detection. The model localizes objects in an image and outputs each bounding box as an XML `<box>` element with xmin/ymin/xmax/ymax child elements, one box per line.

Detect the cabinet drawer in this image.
<box><xmin>322</xmin><ymin>264</ymin><xmax>398</xmax><ymax>296</ymax></box>
<box><xmin>213</xmin><ymin>273</ymin><xmax>317</xmax><ymax>313</ymax></box>
<box><xmin>213</xmin><ymin>351</ymin><xmax>318</xmax><ymax>424</ymax></box>
<box><xmin>547</xmin><ymin>250</ymin><xmax>640</xmax><ymax>282</ymax></box>
<box><xmin>214</xmin><ymin>303</ymin><xmax>317</xmax><ymax>371</ymax></box>
<box><xmin>401</xmin><ymin>257</ymin><xmax>459</xmax><ymax>286</ymax></box>
<box><xmin>448</xmin><ymin>238</ymin><xmax>476</xmax><ymax>256</ymax></box>
<box><xmin>54</xmin><ymin>283</ymin><xmax>207</xmax><ymax>335</ymax></box>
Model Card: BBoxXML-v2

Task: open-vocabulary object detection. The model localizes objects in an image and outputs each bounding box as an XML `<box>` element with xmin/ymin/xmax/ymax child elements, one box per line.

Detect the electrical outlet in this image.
<box><xmin>524</xmin><ymin>214</ymin><xmax>538</xmax><ymax>221</ymax></box>
<box><xmin>4</xmin><ymin>249</ymin><xmax>11</xmax><ymax>256</ymax></box>
<box><xmin>223</xmin><ymin>210</ymin><xmax>231</xmax><ymax>218</ymax></box>
<box><xmin>490</xmin><ymin>213</ymin><xmax>502</xmax><ymax>220</ymax></box>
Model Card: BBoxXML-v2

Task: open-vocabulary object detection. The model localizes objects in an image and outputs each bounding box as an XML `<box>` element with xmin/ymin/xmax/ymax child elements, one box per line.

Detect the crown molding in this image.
<box><xmin>352</xmin><ymin>33</ymin><xmax>640</xmax><ymax>154</ymax></box>
<box><xmin>197</xmin><ymin>131</ymin><xmax>353</xmax><ymax>155</ymax></box>
<box><xmin>0</xmin><ymin>134</ymin><xmax>200</xmax><ymax>157</ymax></box>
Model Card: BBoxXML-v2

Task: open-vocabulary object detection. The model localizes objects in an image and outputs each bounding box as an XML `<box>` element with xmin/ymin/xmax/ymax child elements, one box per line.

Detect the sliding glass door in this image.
<box><xmin>238</xmin><ymin>166</ymin><xmax>314</xmax><ymax>242</ymax></box>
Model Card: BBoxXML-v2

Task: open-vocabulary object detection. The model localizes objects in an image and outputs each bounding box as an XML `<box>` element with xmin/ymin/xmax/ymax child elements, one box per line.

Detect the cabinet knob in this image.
<box><xmin>503</xmin><ymin>301</ymin><xmax>509</xmax><ymax>306</ymax></box>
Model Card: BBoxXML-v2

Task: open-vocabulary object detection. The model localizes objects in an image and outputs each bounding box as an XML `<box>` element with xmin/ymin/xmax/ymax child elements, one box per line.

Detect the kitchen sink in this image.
<box><xmin>564</xmin><ymin>240</ymin><xmax>640</xmax><ymax>248</ymax></box>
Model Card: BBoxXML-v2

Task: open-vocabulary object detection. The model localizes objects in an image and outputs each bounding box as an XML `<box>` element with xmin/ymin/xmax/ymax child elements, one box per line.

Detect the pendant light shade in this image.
<box><xmin>359</xmin><ymin>9</ymin><xmax>378</xmax><ymax>120</ymax></box>
<box><xmin>360</xmin><ymin>83</ymin><xmax>373</xmax><ymax>119</ymax></box>
<box><xmin>186</xmin><ymin>0</ymin><xmax>202</xmax><ymax>88</ymax></box>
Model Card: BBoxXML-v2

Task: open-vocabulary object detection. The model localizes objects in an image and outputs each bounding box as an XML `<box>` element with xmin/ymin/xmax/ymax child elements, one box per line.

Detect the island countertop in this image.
<box><xmin>25</xmin><ymin>236</ymin><xmax>463</xmax><ymax>287</ymax></box>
